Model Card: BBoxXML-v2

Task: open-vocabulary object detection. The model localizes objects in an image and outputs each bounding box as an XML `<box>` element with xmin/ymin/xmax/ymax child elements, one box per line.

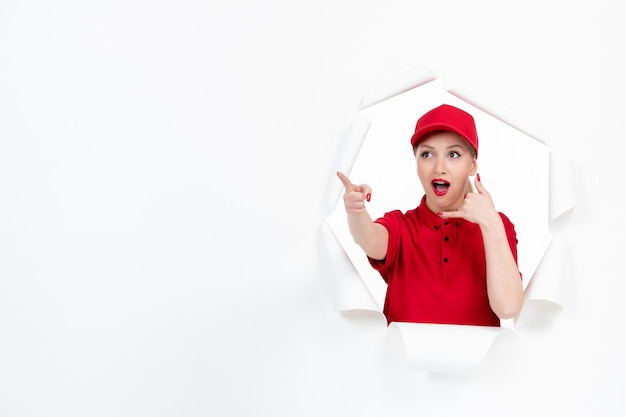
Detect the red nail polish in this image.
<box><xmin>477</xmin><ymin>173</ymin><xmax>481</xmax><ymax>181</ymax></box>
<box><xmin>437</xmin><ymin>211</ymin><xmax>443</xmax><ymax>216</ymax></box>
<box><xmin>366</xmin><ymin>194</ymin><xmax>371</xmax><ymax>202</ymax></box>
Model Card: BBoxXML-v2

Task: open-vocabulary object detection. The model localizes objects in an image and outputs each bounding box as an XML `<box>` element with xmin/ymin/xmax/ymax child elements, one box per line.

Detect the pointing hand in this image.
<box><xmin>337</xmin><ymin>171</ymin><xmax>372</xmax><ymax>214</ymax></box>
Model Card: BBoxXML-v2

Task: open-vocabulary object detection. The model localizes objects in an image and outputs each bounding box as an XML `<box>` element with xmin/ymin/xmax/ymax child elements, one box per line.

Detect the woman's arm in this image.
<box><xmin>337</xmin><ymin>172</ymin><xmax>389</xmax><ymax>260</ymax></box>
<box><xmin>477</xmin><ymin>211</ymin><xmax>524</xmax><ymax>319</ymax></box>
<box><xmin>440</xmin><ymin>175</ymin><xmax>523</xmax><ymax>319</ymax></box>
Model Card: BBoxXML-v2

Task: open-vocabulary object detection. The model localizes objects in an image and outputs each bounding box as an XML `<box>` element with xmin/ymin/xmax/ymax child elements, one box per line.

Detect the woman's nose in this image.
<box><xmin>434</xmin><ymin>156</ymin><xmax>446</xmax><ymax>174</ymax></box>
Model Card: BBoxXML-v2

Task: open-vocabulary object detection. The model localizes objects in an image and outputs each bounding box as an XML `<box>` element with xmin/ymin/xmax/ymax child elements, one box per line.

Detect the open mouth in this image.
<box><xmin>431</xmin><ymin>179</ymin><xmax>450</xmax><ymax>196</ymax></box>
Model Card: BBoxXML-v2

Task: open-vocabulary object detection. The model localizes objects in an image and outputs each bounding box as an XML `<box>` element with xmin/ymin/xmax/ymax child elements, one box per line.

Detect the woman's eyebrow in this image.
<box><xmin>420</xmin><ymin>144</ymin><xmax>464</xmax><ymax>150</ymax></box>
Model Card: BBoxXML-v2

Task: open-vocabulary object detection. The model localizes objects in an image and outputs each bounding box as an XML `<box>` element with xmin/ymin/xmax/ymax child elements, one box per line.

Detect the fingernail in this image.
<box><xmin>437</xmin><ymin>211</ymin><xmax>443</xmax><ymax>216</ymax></box>
<box><xmin>477</xmin><ymin>173</ymin><xmax>481</xmax><ymax>181</ymax></box>
<box><xmin>366</xmin><ymin>194</ymin><xmax>371</xmax><ymax>202</ymax></box>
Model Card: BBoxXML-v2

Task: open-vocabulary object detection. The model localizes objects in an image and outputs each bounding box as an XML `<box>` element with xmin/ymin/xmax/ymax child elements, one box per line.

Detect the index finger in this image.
<box><xmin>336</xmin><ymin>171</ymin><xmax>356</xmax><ymax>191</ymax></box>
<box><xmin>438</xmin><ymin>210</ymin><xmax>462</xmax><ymax>219</ymax></box>
<box><xmin>473</xmin><ymin>174</ymin><xmax>489</xmax><ymax>195</ymax></box>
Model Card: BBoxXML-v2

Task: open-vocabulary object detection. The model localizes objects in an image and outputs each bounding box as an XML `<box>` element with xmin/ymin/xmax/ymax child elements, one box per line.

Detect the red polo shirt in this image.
<box><xmin>369</xmin><ymin>196</ymin><xmax>519</xmax><ymax>327</ymax></box>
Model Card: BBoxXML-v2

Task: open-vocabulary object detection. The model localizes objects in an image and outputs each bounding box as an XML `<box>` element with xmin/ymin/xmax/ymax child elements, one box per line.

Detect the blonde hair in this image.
<box><xmin>465</xmin><ymin>139</ymin><xmax>477</xmax><ymax>195</ymax></box>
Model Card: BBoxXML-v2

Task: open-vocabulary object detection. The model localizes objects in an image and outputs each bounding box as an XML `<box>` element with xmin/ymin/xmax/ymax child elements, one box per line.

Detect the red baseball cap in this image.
<box><xmin>410</xmin><ymin>104</ymin><xmax>479</xmax><ymax>157</ymax></box>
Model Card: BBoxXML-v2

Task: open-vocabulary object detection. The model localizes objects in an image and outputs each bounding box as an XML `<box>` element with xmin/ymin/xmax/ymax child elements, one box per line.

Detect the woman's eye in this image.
<box><xmin>449</xmin><ymin>151</ymin><xmax>461</xmax><ymax>158</ymax></box>
<box><xmin>420</xmin><ymin>151</ymin><xmax>432</xmax><ymax>158</ymax></box>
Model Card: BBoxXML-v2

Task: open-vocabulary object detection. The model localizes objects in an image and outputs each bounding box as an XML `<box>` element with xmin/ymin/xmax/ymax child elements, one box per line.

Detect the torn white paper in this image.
<box><xmin>323</xmin><ymin>112</ymin><xmax>372</xmax><ymax>217</ymax></box>
<box><xmin>515</xmin><ymin>236</ymin><xmax>570</xmax><ymax>327</ymax></box>
<box><xmin>360</xmin><ymin>63</ymin><xmax>436</xmax><ymax>110</ymax></box>
<box><xmin>443</xmin><ymin>74</ymin><xmax>545</xmax><ymax>145</ymax></box>
<box><xmin>323</xmin><ymin>62</ymin><xmax>573</xmax><ymax>372</ymax></box>
<box><xmin>393</xmin><ymin>322</ymin><xmax>503</xmax><ymax>373</ymax></box>
<box><xmin>318</xmin><ymin>220</ymin><xmax>379</xmax><ymax>312</ymax></box>
<box><xmin>549</xmin><ymin>150</ymin><xmax>576</xmax><ymax>223</ymax></box>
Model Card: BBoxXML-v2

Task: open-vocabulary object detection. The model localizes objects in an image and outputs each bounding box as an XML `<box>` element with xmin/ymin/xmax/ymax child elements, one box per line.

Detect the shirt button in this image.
<box><xmin>443</xmin><ymin>258</ymin><xmax>448</xmax><ymax>263</ymax></box>
<box><xmin>444</xmin><ymin>236</ymin><xmax>449</xmax><ymax>242</ymax></box>
<box><xmin>444</xmin><ymin>221</ymin><xmax>449</xmax><ymax>226</ymax></box>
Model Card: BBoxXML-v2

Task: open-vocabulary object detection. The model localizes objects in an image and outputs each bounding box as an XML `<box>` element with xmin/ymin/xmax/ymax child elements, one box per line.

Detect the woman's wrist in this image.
<box><xmin>478</xmin><ymin>211</ymin><xmax>505</xmax><ymax>236</ymax></box>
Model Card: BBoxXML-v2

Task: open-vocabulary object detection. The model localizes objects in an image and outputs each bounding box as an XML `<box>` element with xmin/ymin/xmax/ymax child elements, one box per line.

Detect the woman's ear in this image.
<box><xmin>470</xmin><ymin>158</ymin><xmax>478</xmax><ymax>176</ymax></box>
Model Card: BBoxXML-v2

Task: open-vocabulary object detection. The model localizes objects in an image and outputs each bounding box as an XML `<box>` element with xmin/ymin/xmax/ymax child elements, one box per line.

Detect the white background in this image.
<box><xmin>0</xmin><ymin>1</ymin><xmax>624</xmax><ymax>416</ymax></box>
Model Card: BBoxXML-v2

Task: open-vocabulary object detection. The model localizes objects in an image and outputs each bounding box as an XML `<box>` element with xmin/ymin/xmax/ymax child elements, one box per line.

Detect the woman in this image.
<box><xmin>336</xmin><ymin>104</ymin><xmax>523</xmax><ymax>326</ymax></box>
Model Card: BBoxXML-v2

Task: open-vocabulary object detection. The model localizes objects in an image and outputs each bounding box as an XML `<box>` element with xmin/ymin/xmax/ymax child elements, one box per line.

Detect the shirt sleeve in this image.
<box><xmin>499</xmin><ymin>212</ymin><xmax>521</xmax><ymax>277</ymax></box>
<box><xmin>498</xmin><ymin>213</ymin><xmax>518</xmax><ymax>258</ymax></box>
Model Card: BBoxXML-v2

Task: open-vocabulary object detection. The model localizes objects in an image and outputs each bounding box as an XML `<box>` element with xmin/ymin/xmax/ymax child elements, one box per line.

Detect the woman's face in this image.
<box><xmin>415</xmin><ymin>131</ymin><xmax>477</xmax><ymax>214</ymax></box>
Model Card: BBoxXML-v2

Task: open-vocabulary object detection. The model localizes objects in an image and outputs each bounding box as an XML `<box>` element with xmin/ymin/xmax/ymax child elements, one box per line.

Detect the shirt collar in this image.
<box><xmin>417</xmin><ymin>195</ymin><xmax>467</xmax><ymax>230</ymax></box>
